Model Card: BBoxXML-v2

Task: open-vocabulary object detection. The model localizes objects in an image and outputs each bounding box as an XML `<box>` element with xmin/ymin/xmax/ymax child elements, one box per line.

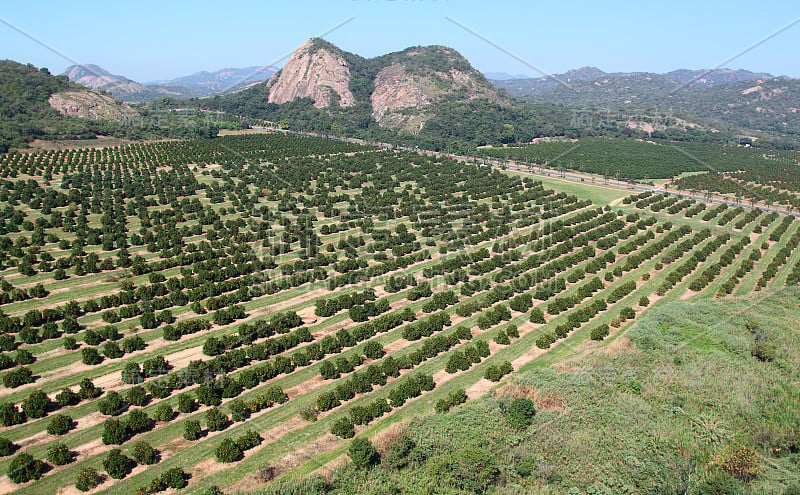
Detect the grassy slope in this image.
<box><xmin>255</xmin><ymin>288</ymin><xmax>800</xmax><ymax>495</ymax></box>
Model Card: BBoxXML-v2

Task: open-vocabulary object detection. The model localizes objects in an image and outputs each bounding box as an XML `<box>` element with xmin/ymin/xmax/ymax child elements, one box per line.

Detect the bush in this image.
<box><xmin>299</xmin><ymin>404</ymin><xmax>319</xmax><ymax>422</ymax></box>
<box><xmin>0</xmin><ymin>437</ymin><xmax>17</xmax><ymax>456</ymax></box>
<box><xmin>21</xmin><ymin>389</ymin><xmax>50</xmax><ymax>418</ymax></box>
<box><xmin>348</xmin><ymin>437</ymin><xmax>379</xmax><ymax>469</ymax></box>
<box><xmin>590</xmin><ymin>324</ymin><xmax>610</xmax><ymax>341</ymax></box>
<box><xmin>81</xmin><ymin>347</ymin><xmax>103</xmax><ymax>365</ymax></box>
<box><xmin>131</xmin><ymin>441</ymin><xmax>158</xmax><ymax>465</ymax></box>
<box><xmin>8</xmin><ymin>452</ymin><xmax>44</xmax><ymax>484</ymax></box>
<box><xmin>15</xmin><ymin>349</ymin><xmax>34</xmax><ymax>365</ymax></box>
<box><xmin>320</xmin><ymin>360</ymin><xmax>339</xmax><ymax>380</ymax></box>
<box><xmin>205</xmin><ymin>408</ymin><xmax>228</xmax><ymax>432</ymax></box>
<box><xmin>184</xmin><ymin>419</ymin><xmax>202</xmax><ymax>440</ymax></box>
<box><xmin>161</xmin><ymin>467</ymin><xmax>188</xmax><ymax>489</ymax></box>
<box><xmin>0</xmin><ymin>402</ymin><xmax>25</xmax><ymax>426</ymax></box>
<box><xmin>102</xmin><ymin>418</ymin><xmax>130</xmax><ymax>445</ymax></box>
<box><xmin>47</xmin><ymin>442</ymin><xmax>72</xmax><ymax>465</ymax></box>
<box><xmin>177</xmin><ymin>393</ymin><xmax>197</xmax><ymax>413</ymax></box>
<box><xmin>330</xmin><ymin>417</ymin><xmax>355</xmax><ymax>439</ymax></box>
<box><xmin>362</xmin><ymin>341</ymin><xmax>385</xmax><ymax>359</ymax></box>
<box><xmin>695</xmin><ymin>470</ymin><xmax>741</xmax><ymax>494</ymax></box>
<box><xmin>104</xmin><ymin>448</ymin><xmax>134</xmax><ymax>479</ymax></box>
<box><xmin>529</xmin><ymin>307</ymin><xmax>546</xmax><ymax>324</ymax></box>
<box><xmin>47</xmin><ymin>414</ymin><xmax>73</xmax><ymax>435</ymax></box>
<box><xmin>63</xmin><ymin>336</ymin><xmax>78</xmax><ymax>350</ymax></box>
<box><xmin>79</xmin><ymin>378</ymin><xmax>101</xmax><ymax>399</ymax></box>
<box><xmin>75</xmin><ymin>467</ymin><xmax>100</xmax><ymax>491</ymax></box>
<box><xmin>97</xmin><ymin>391</ymin><xmax>125</xmax><ymax>416</ymax></box>
<box><xmin>125</xmin><ymin>408</ymin><xmax>151</xmax><ymax>434</ymax></box>
<box><xmin>507</xmin><ymin>398</ymin><xmax>536</xmax><ymax>429</ymax></box>
<box><xmin>153</xmin><ymin>403</ymin><xmax>174</xmax><ymax>422</ymax></box>
<box><xmin>121</xmin><ymin>362</ymin><xmax>143</xmax><ymax>385</ymax></box>
<box><xmin>3</xmin><ymin>366</ymin><xmax>34</xmax><ymax>388</ymax></box>
<box><xmin>215</xmin><ymin>438</ymin><xmax>243</xmax><ymax>463</ymax></box>
<box><xmin>126</xmin><ymin>386</ymin><xmax>148</xmax><ymax>407</ymax></box>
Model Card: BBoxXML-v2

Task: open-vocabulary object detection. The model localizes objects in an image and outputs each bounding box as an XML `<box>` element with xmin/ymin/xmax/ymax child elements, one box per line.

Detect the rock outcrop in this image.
<box><xmin>267</xmin><ymin>40</ymin><xmax>356</xmax><ymax>108</ymax></box>
<box><xmin>48</xmin><ymin>91</ymin><xmax>139</xmax><ymax>121</ymax></box>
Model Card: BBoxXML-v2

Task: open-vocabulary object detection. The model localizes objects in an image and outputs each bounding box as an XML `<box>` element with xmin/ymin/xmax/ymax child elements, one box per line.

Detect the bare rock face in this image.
<box><xmin>268</xmin><ymin>40</ymin><xmax>356</xmax><ymax>108</ymax></box>
<box><xmin>370</xmin><ymin>56</ymin><xmax>508</xmax><ymax>133</ymax></box>
<box><xmin>48</xmin><ymin>91</ymin><xmax>139</xmax><ymax>122</ymax></box>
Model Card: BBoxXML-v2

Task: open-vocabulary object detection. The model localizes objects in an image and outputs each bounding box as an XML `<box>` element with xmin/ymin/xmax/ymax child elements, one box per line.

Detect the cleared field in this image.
<box><xmin>0</xmin><ymin>133</ymin><xmax>796</xmax><ymax>494</ymax></box>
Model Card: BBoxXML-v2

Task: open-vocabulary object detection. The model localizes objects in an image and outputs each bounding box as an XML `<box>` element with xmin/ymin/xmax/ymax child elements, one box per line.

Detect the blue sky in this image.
<box><xmin>2</xmin><ymin>0</ymin><xmax>799</xmax><ymax>81</ymax></box>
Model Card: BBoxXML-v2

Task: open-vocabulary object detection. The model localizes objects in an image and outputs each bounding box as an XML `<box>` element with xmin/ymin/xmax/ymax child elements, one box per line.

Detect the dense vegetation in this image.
<box><xmin>478</xmin><ymin>137</ymin><xmax>800</xmax><ymax>180</ymax></box>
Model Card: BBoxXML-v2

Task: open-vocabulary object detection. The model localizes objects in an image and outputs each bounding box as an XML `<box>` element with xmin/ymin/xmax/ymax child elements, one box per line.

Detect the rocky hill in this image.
<box><xmin>48</xmin><ymin>91</ymin><xmax>138</xmax><ymax>121</ymax></box>
<box><xmin>260</xmin><ymin>38</ymin><xmax>509</xmax><ymax>134</ymax></box>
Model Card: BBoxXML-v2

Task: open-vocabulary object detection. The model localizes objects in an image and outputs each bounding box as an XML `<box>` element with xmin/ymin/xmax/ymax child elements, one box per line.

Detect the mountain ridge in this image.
<box><xmin>62</xmin><ymin>64</ymin><xmax>276</xmax><ymax>102</ymax></box>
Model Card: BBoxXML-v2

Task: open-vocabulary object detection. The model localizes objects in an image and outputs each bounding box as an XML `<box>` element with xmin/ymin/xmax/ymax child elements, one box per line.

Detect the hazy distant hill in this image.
<box><xmin>62</xmin><ymin>64</ymin><xmax>200</xmax><ymax>102</ymax></box>
<box><xmin>63</xmin><ymin>64</ymin><xmax>276</xmax><ymax>102</ymax></box>
<box><xmin>148</xmin><ymin>66</ymin><xmax>277</xmax><ymax>95</ymax></box>
<box><xmin>494</xmin><ymin>68</ymin><xmax>800</xmax><ymax>136</ymax></box>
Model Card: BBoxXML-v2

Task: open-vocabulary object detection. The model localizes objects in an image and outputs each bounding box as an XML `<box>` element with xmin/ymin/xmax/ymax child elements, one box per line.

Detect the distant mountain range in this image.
<box><xmin>62</xmin><ymin>64</ymin><xmax>276</xmax><ymax>102</ymax></box>
<box><xmin>147</xmin><ymin>66</ymin><xmax>278</xmax><ymax>94</ymax></box>
<box><xmin>492</xmin><ymin>67</ymin><xmax>800</xmax><ymax>136</ymax></box>
<box><xmin>490</xmin><ymin>67</ymin><xmax>777</xmax><ymax>95</ymax></box>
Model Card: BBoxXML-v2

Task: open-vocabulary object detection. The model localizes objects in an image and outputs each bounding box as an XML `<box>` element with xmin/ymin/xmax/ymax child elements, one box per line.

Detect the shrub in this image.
<box><xmin>320</xmin><ymin>361</ymin><xmax>339</xmax><ymax>380</ymax></box>
<box><xmin>507</xmin><ymin>398</ymin><xmax>536</xmax><ymax>429</ymax></box>
<box><xmin>21</xmin><ymin>389</ymin><xmax>50</xmax><ymax>418</ymax></box>
<box><xmin>79</xmin><ymin>378</ymin><xmax>101</xmax><ymax>399</ymax></box>
<box><xmin>97</xmin><ymin>391</ymin><xmax>125</xmax><ymax>416</ymax></box>
<box><xmin>15</xmin><ymin>349</ymin><xmax>34</xmax><ymax>365</ymax></box>
<box><xmin>125</xmin><ymin>408</ymin><xmax>151</xmax><ymax>434</ymax></box>
<box><xmin>0</xmin><ymin>437</ymin><xmax>17</xmax><ymax>457</ymax></box>
<box><xmin>8</xmin><ymin>452</ymin><xmax>44</xmax><ymax>484</ymax></box>
<box><xmin>63</xmin><ymin>336</ymin><xmax>78</xmax><ymax>350</ymax></box>
<box><xmin>161</xmin><ymin>467</ymin><xmax>188</xmax><ymax>489</ymax></box>
<box><xmin>47</xmin><ymin>441</ymin><xmax>72</xmax><ymax>465</ymax></box>
<box><xmin>47</xmin><ymin>414</ymin><xmax>73</xmax><ymax>435</ymax></box>
<box><xmin>590</xmin><ymin>324</ymin><xmax>610</xmax><ymax>341</ymax></box>
<box><xmin>215</xmin><ymin>438</ymin><xmax>243</xmax><ymax>463</ymax></box>
<box><xmin>205</xmin><ymin>408</ymin><xmax>228</xmax><ymax>432</ymax></box>
<box><xmin>121</xmin><ymin>362</ymin><xmax>143</xmax><ymax>385</ymax></box>
<box><xmin>131</xmin><ymin>441</ymin><xmax>158</xmax><ymax>465</ymax></box>
<box><xmin>299</xmin><ymin>404</ymin><xmax>319</xmax><ymax>422</ymax></box>
<box><xmin>102</xmin><ymin>418</ymin><xmax>130</xmax><ymax>445</ymax></box>
<box><xmin>153</xmin><ymin>403</ymin><xmax>174</xmax><ymax>422</ymax></box>
<box><xmin>177</xmin><ymin>393</ymin><xmax>197</xmax><ymax>413</ymax></box>
<box><xmin>104</xmin><ymin>448</ymin><xmax>134</xmax><ymax>479</ymax></box>
<box><xmin>81</xmin><ymin>347</ymin><xmax>103</xmax><ymax>365</ymax></box>
<box><xmin>126</xmin><ymin>386</ymin><xmax>148</xmax><ymax>407</ymax></box>
<box><xmin>3</xmin><ymin>366</ymin><xmax>34</xmax><ymax>388</ymax></box>
<box><xmin>330</xmin><ymin>417</ymin><xmax>355</xmax><ymax>439</ymax></box>
<box><xmin>362</xmin><ymin>341</ymin><xmax>385</xmax><ymax>359</ymax></box>
<box><xmin>348</xmin><ymin>437</ymin><xmax>379</xmax><ymax>469</ymax></box>
<box><xmin>184</xmin><ymin>419</ymin><xmax>202</xmax><ymax>440</ymax></box>
<box><xmin>0</xmin><ymin>402</ymin><xmax>25</xmax><ymax>426</ymax></box>
<box><xmin>529</xmin><ymin>308</ymin><xmax>546</xmax><ymax>324</ymax></box>
<box><xmin>75</xmin><ymin>467</ymin><xmax>100</xmax><ymax>491</ymax></box>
